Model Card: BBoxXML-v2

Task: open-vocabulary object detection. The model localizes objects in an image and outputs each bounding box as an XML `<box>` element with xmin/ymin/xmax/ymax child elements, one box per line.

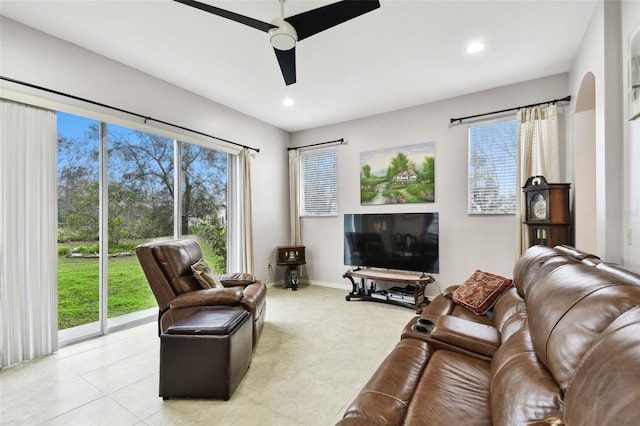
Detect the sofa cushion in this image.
<box><xmin>490</xmin><ymin>328</ymin><xmax>563</xmax><ymax>426</ymax></box>
<box><xmin>452</xmin><ymin>270</ymin><xmax>513</xmax><ymax>315</ymax></box>
<box><xmin>191</xmin><ymin>258</ymin><xmax>224</xmax><ymax>289</ymax></box>
<box><xmin>526</xmin><ymin>263</ymin><xmax>640</xmax><ymax>391</ymax></box>
<box><xmin>491</xmin><ymin>286</ymin><xmax>524</xmax><ymax>335</ymax></box>
<box><xmin>404</xmin><ymin>350</ymin><xmax>492</xmax><ymax>426</ymax></box>
<box><xmin>563</xmin><ymin>307</ymin><xmax>640</xmax><ymax>425</ymax></box>
<box><xmin>338</xmin><ymin>338</ymin><xmax>431</xmax><ymax>426</ymax></box>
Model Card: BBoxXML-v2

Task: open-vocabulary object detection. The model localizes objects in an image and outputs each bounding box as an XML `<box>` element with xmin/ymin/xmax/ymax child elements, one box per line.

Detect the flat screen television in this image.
<box><xmin>344</xmin><ymin>212</ymin><xmax>439</xmax><ymax>274</ymax></box>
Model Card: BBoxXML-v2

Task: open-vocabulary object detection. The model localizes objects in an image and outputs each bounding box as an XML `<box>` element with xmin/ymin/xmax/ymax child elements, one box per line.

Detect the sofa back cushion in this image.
<box><xmin>595</xmin><ymin>261</ymin><xmax>640</xmax><ymax>285</ymax></box>
<box><xmin>151</xmin><ymin>239</ymin><xmax>203</xmax><ymax>295</ymax></box>
<box><xmin>553</xmin><ymin>245</ymin><xmax>600</xmax><ymax>262</ymax></box>
<box><xmin>526</xmin><ymin>262</ymin><xmax>640</xmax><ymax>391</ymax></box>
<box><xmin>563</xmin><ymin>307</ymin><xmax>640</xmax><ymax>424</ymax></box>
<box><xmin>491</xmin><ymin>286</ymin><xmax>523</xmax><ymax>336</ymax></box>
<box><xmin>490</xmin><ymin>324</ymin><xmax>563</xmax><ymax>426</ymax></box>
<box><xmin>512</xmin><ymin>246</ymin><xmax>567</xmax><ymax>297</ymax></box>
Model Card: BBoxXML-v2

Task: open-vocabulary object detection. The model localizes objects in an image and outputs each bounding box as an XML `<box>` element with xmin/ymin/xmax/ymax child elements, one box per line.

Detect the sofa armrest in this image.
<box><xmin>169</xmin><ymin>287</ymin><xmax>244</xmax><ymax>310</ymax></box>
<box><xmin>219</xmin><ymin>272</ymin><xmax>256</xmax><ymax>286</ymax></box>
<box><xmin>239</xmin><ymin>280</ymin><xmax>267</xmax><ymax>316</ymax></box>
<box><xmin>442</xmin><ymin>285</ymin><xmax>459</xmax><ymax>298</ymax></box>
<box><xmin>429</xmin><ymin>315</ymin><xmax>500</xmax><ymax>358</ymax></box>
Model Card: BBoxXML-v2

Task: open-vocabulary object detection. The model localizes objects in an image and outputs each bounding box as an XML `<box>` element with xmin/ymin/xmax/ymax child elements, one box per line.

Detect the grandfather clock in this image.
<box><xmin>523</xmin><ymin>176</ymin><xmax>571</xmax><ymax>247</ymax></box>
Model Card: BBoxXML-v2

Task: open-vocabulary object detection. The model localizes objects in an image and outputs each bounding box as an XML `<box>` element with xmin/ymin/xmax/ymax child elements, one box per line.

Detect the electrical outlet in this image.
<box><xmin>627</xmin><ymin>228</ymin><xmax>633</xmax><ymax>245</ymax></box>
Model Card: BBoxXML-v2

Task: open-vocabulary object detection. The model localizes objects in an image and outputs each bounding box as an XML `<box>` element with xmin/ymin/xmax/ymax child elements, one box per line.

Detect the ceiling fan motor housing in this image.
<box><xmin>269</xmin><ymin>18</ymin><xmax>297</xmax><ymax>51</ymax></box>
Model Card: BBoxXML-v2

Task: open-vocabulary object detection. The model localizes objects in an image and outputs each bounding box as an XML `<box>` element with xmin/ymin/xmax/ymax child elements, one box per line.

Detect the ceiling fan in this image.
<box><xmin>173</xmin><ymin>0</ymin><xmax>381</xmax><ymax>85</ymax></box>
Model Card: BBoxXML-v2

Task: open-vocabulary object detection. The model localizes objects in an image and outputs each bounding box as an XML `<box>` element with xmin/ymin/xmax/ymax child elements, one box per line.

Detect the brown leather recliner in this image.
<box><xmin>135</xmin><ymin>239</ymin><xmax>266</xmax><ymax>346</ymax></box>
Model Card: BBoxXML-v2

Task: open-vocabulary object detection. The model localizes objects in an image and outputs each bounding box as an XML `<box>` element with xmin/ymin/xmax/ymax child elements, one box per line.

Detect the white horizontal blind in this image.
<box><xmin>468</xmin><ymin>120</ymin><xmax>518</xmax><ymax>214</ymax></box>
<box><xmin>300</xmin><ymin>147</ymin><xmax>338</xmax><ymax>217</ymax></box>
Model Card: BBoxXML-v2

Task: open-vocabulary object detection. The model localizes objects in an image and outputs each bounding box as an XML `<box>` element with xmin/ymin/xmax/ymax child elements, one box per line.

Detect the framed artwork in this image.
<box><xmin>630</xmin><ymin>21</ymin><xmax>640</xmax><ymax>121</ymax></box>
<box><xmin>360</xmin><ymin>142</ymin><xmax>435</xmax><ymax>205</ymax></box>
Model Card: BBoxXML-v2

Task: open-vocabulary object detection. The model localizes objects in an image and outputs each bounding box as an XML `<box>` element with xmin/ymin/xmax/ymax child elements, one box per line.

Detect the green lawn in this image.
<box><xmin>57</xmin><ymin>239</ymin><xmax>217</xmax><ymax>330</ymax></box>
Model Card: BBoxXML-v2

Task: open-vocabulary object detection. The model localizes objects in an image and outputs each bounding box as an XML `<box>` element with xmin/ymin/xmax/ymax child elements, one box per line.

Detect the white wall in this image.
<box><xmin>291</xmin><ymin>74</ymin><xmax>569</xmax><ymax>295</ymax></box>
<box><xmin>574</xmin><ymin>106</ymin><xmax>597</xmax><ymax>253</ymax></box>
<box><xmin>621</xmin><ymin>0</ymin><xmax>640</xmax><ymax>271</ymax></box>
<box><xmin>569</xmin><ymin>1</ymin><xmax>637</xmax><ymax>269</ymax></box>
<box><xmin>0</xmin><ymin>17</ymin><xmax>290</xmax><ymax>283</ymax></box>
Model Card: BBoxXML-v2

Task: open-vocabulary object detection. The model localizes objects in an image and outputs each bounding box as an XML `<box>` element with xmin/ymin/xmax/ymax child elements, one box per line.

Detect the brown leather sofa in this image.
<box><xmin>337</xmin><ymin>245</ymin><xmax>640</xmax><ymax>425</ymax></box>
<box><xmin>136</xmin><ymin>239</ymin><xmax>266</xmax><ymax>346</ymax></box>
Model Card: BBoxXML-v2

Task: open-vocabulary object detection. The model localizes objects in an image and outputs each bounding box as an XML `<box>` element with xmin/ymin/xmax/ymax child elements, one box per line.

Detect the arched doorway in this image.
<box><xmin>573</xmin><ymin>72</ymin><xmax>597</xmax><ymax>252</ymax></box>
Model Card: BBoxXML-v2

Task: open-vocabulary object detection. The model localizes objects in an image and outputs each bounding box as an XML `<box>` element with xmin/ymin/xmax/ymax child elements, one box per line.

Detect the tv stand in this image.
<box><xmin>343</xmin><ymin>269</ymin><xmax>434</xmax><ymax>313</ymax></box>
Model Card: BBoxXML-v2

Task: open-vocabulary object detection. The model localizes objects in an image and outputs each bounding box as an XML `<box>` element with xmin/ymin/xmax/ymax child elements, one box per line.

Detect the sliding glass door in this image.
<box><xmin>57</xmin><ymin>112</ymin><xmax>229</xmax><ymax>343</ymax></box>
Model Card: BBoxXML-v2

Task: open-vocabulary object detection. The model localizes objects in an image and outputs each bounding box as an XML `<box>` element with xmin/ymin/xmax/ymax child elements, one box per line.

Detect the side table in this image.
<box><xmin>276</xmin><ymin>245</ymin><xmax>306</xmax><ymax>290</ymax></box>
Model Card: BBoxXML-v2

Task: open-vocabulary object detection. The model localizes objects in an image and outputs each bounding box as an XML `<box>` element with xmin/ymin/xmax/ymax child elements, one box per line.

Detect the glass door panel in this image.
<box><xmin>57</xmin><ymin>112</ymin><xmax>101</xmax><ymax>340</ymax></box>
<box><xmin>106</xmin><ymin>125</ymin><xmax>174</xmax><ymax>324</ymax></box>
<box><xmin>180</xmin><ymin>142</ymin><xmax>228</xmax><ymax>273</ymax></box>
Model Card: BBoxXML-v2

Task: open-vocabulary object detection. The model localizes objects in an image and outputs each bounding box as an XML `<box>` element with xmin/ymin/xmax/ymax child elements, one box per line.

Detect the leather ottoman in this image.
<box><xmin>159</xmin><ymin>308</ymin><xmax>252</xmax><ymax>400</ymax></box>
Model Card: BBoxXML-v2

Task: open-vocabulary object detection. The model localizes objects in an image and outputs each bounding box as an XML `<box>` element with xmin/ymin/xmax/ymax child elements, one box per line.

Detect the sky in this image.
<box><xmin>57</xmin><ymin>111</ymin><xmax>98</xmax><ymax>140</ymax></box>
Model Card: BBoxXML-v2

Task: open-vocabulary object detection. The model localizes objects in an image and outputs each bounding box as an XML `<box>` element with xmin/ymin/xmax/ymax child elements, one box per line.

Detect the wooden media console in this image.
<box><xmin>343</xmin><ymin>268</ymin><xmax>434</xmax><ymax>313</ymax></box>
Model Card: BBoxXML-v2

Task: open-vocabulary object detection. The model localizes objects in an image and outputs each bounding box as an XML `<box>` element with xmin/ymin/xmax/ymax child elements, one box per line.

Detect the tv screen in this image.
<box><xmin>344</xmin><ymin>212</ymin><xmax>439</xmax><ymax>274</ymax></box>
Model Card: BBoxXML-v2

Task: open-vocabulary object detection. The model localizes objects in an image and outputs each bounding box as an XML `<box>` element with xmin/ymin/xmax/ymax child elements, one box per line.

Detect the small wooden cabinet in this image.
<box><xmin>276</xmin><ymin>246</ymin><xmax>305</xmax><ymax>290</ymax></box>
<box><xmin>522</xmin><ymin>176</ymin><xmax>571</xmax><ymax>247</ymax></box>
<box><xmin>528</xmin><ymin>225</ymin><xmax>570</xmax><ymax>247</ymax></box>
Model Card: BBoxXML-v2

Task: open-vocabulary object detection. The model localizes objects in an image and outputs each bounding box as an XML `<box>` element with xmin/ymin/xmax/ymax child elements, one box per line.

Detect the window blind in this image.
<box><xmin>468</xmin><ymin>120</ymin><xmax>518</xmax><ymax>214</ymax></box>
<box><xmin>300</xmin><ymin>147</ymin><xmax>338</xmax><ymax>217</ymax></box>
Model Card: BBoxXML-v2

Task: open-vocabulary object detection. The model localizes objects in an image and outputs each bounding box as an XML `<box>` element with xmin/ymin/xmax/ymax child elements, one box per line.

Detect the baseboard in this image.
<box><xmin>300</xmin><ymin>279</ymin><xmax>351</xmax><ymax>291</ymax></box>
<box><xmin>265</xmin><ymin>280</ymin><xmax>278</xmax><ymax>288</ymax></box>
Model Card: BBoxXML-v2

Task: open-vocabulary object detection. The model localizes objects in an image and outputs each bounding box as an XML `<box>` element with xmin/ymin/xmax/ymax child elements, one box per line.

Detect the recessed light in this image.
<box><xmin>466</xmin><ymin>41</ymin><xmax>485</xmax><ymax>54</ymax></box>
<box><xmin>283</xmin><ymin>97</ymin><xmax>294</xmax><ymax>107</ymax></box>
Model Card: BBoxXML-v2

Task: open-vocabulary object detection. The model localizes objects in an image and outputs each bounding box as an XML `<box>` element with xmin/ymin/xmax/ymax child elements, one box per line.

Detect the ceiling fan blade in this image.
<box><xmin>173</xmin><ymin>0</ymin><xmax>276</xmax><ymax>33</ymax></box>
<box><xmin>285</xmin><ymin>0</ymin><xmax>380</xmax><ymax>42</ymax></box>
<box><xmin>273</xmin><ymin>47</ymin><xmax>296</xmax><ymax>86</ymax></box>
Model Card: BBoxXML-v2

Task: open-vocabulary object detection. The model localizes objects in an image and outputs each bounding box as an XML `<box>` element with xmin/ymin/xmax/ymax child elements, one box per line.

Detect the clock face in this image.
<box><xmin>532</xmin><ymin>194</ymin><xmax>547</xmax><ymax>219</ymax></box>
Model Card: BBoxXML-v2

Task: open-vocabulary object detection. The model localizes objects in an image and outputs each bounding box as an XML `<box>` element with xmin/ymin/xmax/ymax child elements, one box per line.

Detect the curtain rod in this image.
<box><xmin>450</xmin><ymin>95</ymin><xmax>571</xmax><ymax>124</ymax></box>
<box><xmin>288</xmin><ymin>138</ymin><xmax>344</xmax><ymax>151</ymax></box>
<box><xmin>0</xmin><ymin>75</ymin><xmax>260</xmax><ymax>153</ymax></box>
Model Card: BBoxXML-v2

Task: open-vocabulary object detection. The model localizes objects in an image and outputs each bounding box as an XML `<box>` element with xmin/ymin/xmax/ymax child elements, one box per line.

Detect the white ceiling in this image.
<box><xmin>0</xmin><ymin>0</ymin><xmax>597</xmax><ymax>132</ymax></box>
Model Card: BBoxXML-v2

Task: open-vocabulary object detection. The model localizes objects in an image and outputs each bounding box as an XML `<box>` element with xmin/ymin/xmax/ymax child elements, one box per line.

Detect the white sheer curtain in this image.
<box><xmin>517</xmin><ymin>104</ymin><xmax>559</xmax><ymax>252</ymax></box>
<box><xmin>0</xmin><ymin>99</ymin><xmax>58</xmax><ymax>368</ymax></box>
<box><xmin>239</xmin><ymin>148</ymin><xmax>254</xmax><ymax>274</ymax></box>
<box><xmin>288</xmin><ymin>149</ymin><xmax>301</xmax><ymax>245</ymax></box>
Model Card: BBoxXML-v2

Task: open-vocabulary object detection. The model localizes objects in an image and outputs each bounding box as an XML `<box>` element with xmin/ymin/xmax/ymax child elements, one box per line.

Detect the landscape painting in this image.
<box><xmin>360</xmin><ymin>142</ymin><xmax>435</xmax><ymax>205</ymax></box>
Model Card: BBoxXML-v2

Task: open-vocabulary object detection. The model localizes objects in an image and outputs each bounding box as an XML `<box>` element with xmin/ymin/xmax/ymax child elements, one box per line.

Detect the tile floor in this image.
<box><xmin>0</xmin><ymin>285</ymin><xmax>416</xmax><ymax>426</ymax></box>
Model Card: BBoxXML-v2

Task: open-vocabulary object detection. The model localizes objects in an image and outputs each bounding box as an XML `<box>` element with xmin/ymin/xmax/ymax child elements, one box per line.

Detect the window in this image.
<box><xmin>299</xmin><ymin>147</ymin><xmax>338</xmax><ymax>217</ymax></box>
<box><xmin>468</xmin><ymin>120</ymin><xmax>518</xmax><ymax>214</ymax></box>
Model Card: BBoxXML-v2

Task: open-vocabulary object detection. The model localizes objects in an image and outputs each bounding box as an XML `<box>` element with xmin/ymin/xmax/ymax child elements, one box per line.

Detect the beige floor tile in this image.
<box><xmin>81</xmin><ymin>349</ymin><xmax>159</xmax><ymax>394</ymax></box>
<box><xmin>2</xmin><ymin>285</ymin><xmax>416</xmax><ymax>426</ymax></box>
<box><xmin>0</xmin><ymin>374</ymin><xmax>104</xmax><ymax>425</ymax></box>
<box><xmin>243</xmin><ymin>368</ymin><xmax>358</xmax><ymax>425</ymax></box>
<box><xmin>40</xmin><ymin>396</ymin><xmax>139</xmax><ymax>426</ymax></box>
<box><xmin>110</xmin><ymin>374</ymin><xmax>164</xmax><ymax>420</ymax></box>
<box><xmin>142</xmin><ymin>399</ymin><xmax>228</xmax><ymax>425</ymax></box>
